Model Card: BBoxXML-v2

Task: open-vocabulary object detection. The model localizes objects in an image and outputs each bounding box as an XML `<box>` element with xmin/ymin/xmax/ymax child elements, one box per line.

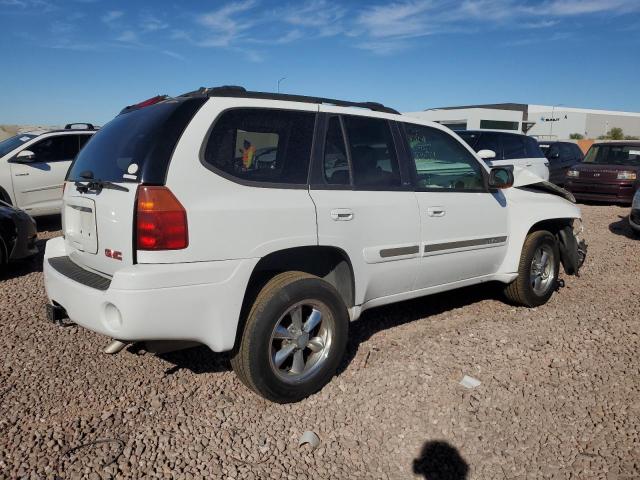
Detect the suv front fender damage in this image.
<box><xmin>557</xmin><ymin>225</ymin><xmax>587</xmax><ymax>276</ymax></box>
<box><xmin>518</xmin><ymin>181</ymin><xmax>587</xmax><ymax>276</ymax></box>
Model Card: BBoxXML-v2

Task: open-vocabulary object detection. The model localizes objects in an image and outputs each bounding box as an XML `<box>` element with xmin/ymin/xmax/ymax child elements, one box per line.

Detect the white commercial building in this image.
<box><xmin>404</xmin><ymin>103</ymin><xmax>640</xmax><ymax>140</ymax></box>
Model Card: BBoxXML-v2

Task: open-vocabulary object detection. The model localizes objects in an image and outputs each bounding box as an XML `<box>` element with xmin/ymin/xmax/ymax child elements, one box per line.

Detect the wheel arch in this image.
<box><xmin>500</xmin><ymin>216</ymin><xmax>577</xmax><ymax>276</ymax></box>
<box><xmin>233</xmin><ymin>245</ymin><xmax>355</xmax><ymax>350</ymax></box>
<box><xmin>0</xmin><ymin>185</ymin><xmax>12</xmax><ymax>205</ymax></box>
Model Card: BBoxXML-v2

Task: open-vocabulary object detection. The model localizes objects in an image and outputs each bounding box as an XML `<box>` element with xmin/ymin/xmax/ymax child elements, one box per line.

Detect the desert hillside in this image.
<box><xmin>0</xmin><ymin>125</ymin><xmax>58</xmax><ymax>141</ymax></box>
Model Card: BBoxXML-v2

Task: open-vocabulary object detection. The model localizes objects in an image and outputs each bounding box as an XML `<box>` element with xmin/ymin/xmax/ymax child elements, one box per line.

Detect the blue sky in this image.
<box><xmin>1</xmin><ymin>0</ymin><xmax>639</xmax><ymax>125</ymax></box>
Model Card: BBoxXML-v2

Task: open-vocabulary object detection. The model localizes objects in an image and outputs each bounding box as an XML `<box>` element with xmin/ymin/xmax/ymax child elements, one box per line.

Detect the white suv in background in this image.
<box><xmin>0</xmin><ymin>124</ymin><xmax>97</xmax><ymax>216</ymax></box>
<box><xmin>44</xmin><ymin>87</ymin><xmax>586</xmax><ymax>403</ymax></box>
<box><xmin>456</xmin><ymin>130</ymin><xmax>550</xmax><ymax>183</ymax></box>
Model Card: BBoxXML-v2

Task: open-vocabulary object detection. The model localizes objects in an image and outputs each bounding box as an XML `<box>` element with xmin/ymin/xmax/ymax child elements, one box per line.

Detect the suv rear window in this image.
<box><xmin>68</xmin><ymin>98</ymin><xmax>205</xmax><ymax>183</ymax></box>
<box><xmin>203</xmin><ymin>108</ymin><xmax>316</xmax><ymax>185</ymax></box>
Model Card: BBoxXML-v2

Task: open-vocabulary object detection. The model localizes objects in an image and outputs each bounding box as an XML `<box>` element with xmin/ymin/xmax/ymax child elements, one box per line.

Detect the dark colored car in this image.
<box><xmin>0</xmin><ymin>200</ymin><xmax>38</xmax><ymax>270</ymax></box>
<box><xmin>538</xmin><ymin>141</ymin><xmax>584</xmax><ymax>186</ymax></box>
<box><xmin>565</xmin><ymin>142</ymin><xmax>640</xmax><ymax>204</ymax></box>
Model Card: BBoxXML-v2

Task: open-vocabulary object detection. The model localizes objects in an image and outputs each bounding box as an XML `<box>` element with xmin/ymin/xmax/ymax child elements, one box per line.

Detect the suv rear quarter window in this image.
<box><xmin>203</xmin><ymin>108</ymin><xmax>316</xmax><ymax>186</ymax></box>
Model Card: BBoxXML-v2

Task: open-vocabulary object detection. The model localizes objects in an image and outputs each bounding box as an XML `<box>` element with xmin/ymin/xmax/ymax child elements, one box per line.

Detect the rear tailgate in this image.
<box><xmin>63</xmin><ymin>185</ymin><xmax>138</xmax><ymax>276</ymax></box>
<box><xmin>61</xmin><ymin>96</ymin><xmax>206</xmax><ymax>277</ymax></box>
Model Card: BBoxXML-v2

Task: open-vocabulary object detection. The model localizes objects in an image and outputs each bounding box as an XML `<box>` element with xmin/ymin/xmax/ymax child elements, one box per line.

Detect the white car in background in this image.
<box><xmin>456</xmin><ymin>130</ymin><xmax>550</xmax><ymax>184</ymax></box>
<box><xmin>0</xmin><ymin>124</ymin><xmax>97</xmax><ymax>216</ymax></box>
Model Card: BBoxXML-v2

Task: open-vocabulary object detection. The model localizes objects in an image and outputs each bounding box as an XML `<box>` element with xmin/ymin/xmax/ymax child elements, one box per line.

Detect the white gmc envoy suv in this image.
<box><xmin>44</xmin><ymin>87</ymin><xmax>586</xmax><ymax>403</ymax></box>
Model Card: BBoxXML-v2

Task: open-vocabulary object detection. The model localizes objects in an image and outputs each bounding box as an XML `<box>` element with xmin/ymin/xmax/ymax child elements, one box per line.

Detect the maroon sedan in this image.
<box><xmin>565</xmin><ymin>141</ymin><xmax>640</xmax><ymax>204</ymax></box>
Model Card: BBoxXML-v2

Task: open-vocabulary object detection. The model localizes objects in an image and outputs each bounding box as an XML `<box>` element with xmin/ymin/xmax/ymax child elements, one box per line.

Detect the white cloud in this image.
<box><xmin>140</xmin><ymin>13</ymin><xmax>168</xmax><ymax>32</ymax></box>
<box><xmin>102</xmin><ymin>10</ymin><xmax>123</xmax><ymax>25</ymax></box>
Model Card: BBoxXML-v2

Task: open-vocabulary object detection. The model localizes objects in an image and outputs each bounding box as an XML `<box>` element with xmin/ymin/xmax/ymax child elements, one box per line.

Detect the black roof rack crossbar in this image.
<box><xmin>180</xmin><ymin>86</ymin><xmax>400</xmax><ymax>115</ymax></box>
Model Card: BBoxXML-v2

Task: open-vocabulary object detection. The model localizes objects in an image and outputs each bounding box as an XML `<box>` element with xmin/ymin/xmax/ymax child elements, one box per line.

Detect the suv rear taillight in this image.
<box><xmin>136</xmin><ymin>186</ymin><xmax>188</xmax><ymax>250</ymax></box>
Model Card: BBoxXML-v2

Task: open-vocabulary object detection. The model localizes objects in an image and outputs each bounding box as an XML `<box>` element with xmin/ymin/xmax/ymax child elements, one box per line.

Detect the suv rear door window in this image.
<box><xmin>203</xmin><ymin>108</ymin><xmax>316</xmax><ymax>185</ymax></box>
<box><xmin>342</xmin><ymin>116</ymin><xmax>400</xmax><ymax>188</ymax></box>
<box><xmin>30</xmin><ymin>135</ymin><xmax>79</xmax><ymax>162</ymax></box>
<box><xmin>404</xmin><ymin>123</ymin><xmax>484</xmax><ymax>191</ymax></box>
<box><xmin>501</xmin><ymin>134</ymin><xmax>527</xmax><ymax>159</ymax></box>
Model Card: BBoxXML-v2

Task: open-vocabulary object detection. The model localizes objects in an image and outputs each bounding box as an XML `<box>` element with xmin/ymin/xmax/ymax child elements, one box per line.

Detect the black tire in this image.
<box><xmin>231</xmin><ymin>271</ymin><xmax>349</xmax><ymax>403</ymax></box>
<box><xmin>504</xmin><ymin>230</ymin><xmax>560</xmax><ymax>307</ymax></box>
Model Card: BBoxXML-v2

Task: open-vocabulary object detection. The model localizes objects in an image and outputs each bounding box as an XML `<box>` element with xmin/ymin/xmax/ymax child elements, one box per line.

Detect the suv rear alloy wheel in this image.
<box><xmin>231</xmin><ymin>271</ymin><xmax>349</xmax><ymax>403</ymax></box>
<box><xmin>504</xmin><ymin>231</ymin><xmax>560</xmax><ymax>307</ymax></box>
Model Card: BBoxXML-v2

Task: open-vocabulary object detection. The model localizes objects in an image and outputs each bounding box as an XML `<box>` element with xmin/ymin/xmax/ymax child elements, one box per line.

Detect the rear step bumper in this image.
<box><xmin>43</xmin><ymin>237</ymin><xmax>259</xmax><ymax>352</ymax></box>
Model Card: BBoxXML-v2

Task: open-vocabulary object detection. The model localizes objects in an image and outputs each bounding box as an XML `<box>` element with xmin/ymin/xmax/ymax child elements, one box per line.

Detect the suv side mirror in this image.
<box><xmin>14</xmin><ymin>150</ymin><xmax>36</xmax><ymax>163</ymax></box>
<box><xmin>488</xmin><ymin>167</ymin><xmax>514</xmax><ymax>190</ymax></box>
<box><xmin>477</xmin><ymin>149</ymin><xmax>496</xmax><ymax>160</ymax></box>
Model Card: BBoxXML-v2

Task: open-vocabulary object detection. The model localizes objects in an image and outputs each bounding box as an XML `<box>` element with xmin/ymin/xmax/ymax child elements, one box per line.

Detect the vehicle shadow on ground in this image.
<box><xmin>157</xmin><ymin>282</ymin><xmax>502</xmax><ymax>377</ymax></box>
<box><xmin>413</xmin><ymin>440</ymin><xmax>469</xmax><ymax>480</ymax></box>
<box><xmin>609</xmin><ymin>215</ymin><xmax>638</xmax><ymax>240</ymax></box>
<box><xmin>35</xmin><ymin>214</ymin><xmax>61</xmax><ymax>232</ymax></box>
<box><xmin>337</xmin><ymin>282</ymin><xmax>503</xmax><ymax>375</ymax></box>
<box><xmin>155</xmin><ymin>345</ymin><xmax>232</xmax><ymax>376</ymax></box>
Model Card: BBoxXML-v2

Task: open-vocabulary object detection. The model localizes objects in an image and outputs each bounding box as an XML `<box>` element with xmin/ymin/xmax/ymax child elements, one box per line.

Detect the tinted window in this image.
<box><xmin>30</xmin><ymin>135</ymin><xmax>79</xmax><ymax>162</ymax></box>
<box><xmin>583</xmin><ymin>145</ymin><xmax>640</xmax><ymax>166</ymax></box>
<box><xmin>343</xmin><ymin>116</ymin><xmax>400</xmax><ymax>188</ymax></box>
<box><xmin>572</xmin><ymin>144</ymin><xmax>584</xmax><ymax>161</ymax></box>
<box><xmin>524</xmin><ymin>136</ymin><xmax>544</xmax><ymax>158</ymax></box>
<box><xmin>0</xmin><ymin>134</ymin><xmax>36</xmax><ymax>157</ymax></box>
<box><xmin>204</xmin><ymin>108</ymin><xmax>316</xmax><ymax>185</ymax></box>
<box><xmin>501</xmin><ymin>134</ymin><xmax>527</xmax><ymax>159</ymax></box>
<box><xmin>479</xmin><ymin>120</ymin><xmax>519</xmax><ymax>131</ymax></box>
<box><xmin>546</xmin><ymin>144</ymin><xmax>561</xmax><ymax>162</ymax></box>
<box><xmin>456</xmin><ymin>131</ymin><xmax>479</xmax><ymax>149</ymax></box>
<box><xmin>560</xmin><ymin>143</ymin><xmax>575</xmax><ymax>160</ymax></box>
<box><xmin>78</xmin><ymin>134</ymin><xmax>92</xmax><ymax>150</ymax></box>
<box><xmin>475</xmin><ymin>132</ymin><xmax>501</xmax><ymax>159</ymax></box>
<box><xmin>405</xmin><ymin>123</ymin><xmax>484</xmax><ymax>191</ymax></box>
<box><xmin>323</xmin><ymin>116</ymin><xmax>350</xmax><ymax>185</ymax></box>
<box><xmin>69</xmin><ymin>99</ymin><xmax>204</xmax><ymax>183</ymax></box>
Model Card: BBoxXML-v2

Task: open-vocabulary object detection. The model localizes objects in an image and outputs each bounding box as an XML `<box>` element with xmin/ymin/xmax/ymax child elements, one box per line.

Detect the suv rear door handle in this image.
<box><xmin>427</xmin><ymin>207</ymin><xmax>446</xmax><ymax>217</ymax></box>
<box><xmin>330</xmin><ymin>209</ymin><xmax>354</xmax><ymax>221</ymax></box>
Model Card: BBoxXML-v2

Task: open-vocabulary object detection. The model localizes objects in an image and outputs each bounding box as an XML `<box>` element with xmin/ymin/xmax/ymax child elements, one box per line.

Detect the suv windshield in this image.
<box><xmin>0</xmin><ymin>134</ymin><xmax>36</xmax><ymax>157</ymax></box>
<box><xmin>583</xmin><ymin>144</ymin><xmax>640</xmax><ymax>166</ymax></box>
<box><xmin>67</xmin><ymin>98</ymin><xmax>205</xmax><ymax>184</ymax></box>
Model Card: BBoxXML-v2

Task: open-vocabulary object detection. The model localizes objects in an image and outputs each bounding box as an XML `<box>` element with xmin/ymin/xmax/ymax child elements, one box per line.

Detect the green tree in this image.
<box><xmin>606</xmin><ymin>127</ymin><xmax>624</xmax><ymax>140</ymax></box>
<box><xmin>569</xmin><ymin>133</ymin><xmax>584</xmax><ymax>140</ymax></box>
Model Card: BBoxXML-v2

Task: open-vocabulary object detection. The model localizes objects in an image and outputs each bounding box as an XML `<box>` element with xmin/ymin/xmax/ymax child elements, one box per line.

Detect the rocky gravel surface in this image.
<box><xmin>1</xmin><ymin>205</ymin><xmax>639</xmax><ymax>479</ymax></box>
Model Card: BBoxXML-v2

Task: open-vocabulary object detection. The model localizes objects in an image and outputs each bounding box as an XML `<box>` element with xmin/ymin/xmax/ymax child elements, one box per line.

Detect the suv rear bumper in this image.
<box><xmin>43</xmin><ymin>237</ymin><xmax>258</xmax><ymax>352</ymax></box>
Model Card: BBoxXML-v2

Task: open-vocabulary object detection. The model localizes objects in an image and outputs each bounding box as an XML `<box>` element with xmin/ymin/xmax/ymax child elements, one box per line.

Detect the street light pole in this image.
<box><xmin>277</xmin><ymin>77</ymin><xmax>287</xmax><ymax>93</ymax></box>
<box><xmin>550</xmin><ymin>103</ymin><xmax>563</xmax><ymax>139</ymax></box>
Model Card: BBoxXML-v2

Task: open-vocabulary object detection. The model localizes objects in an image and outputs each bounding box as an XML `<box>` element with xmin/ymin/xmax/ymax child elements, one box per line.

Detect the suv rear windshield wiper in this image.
<box><xmin>74</xmin><ymin>171</ymin><xmax>130</xmax><ymax>193</ymax></box>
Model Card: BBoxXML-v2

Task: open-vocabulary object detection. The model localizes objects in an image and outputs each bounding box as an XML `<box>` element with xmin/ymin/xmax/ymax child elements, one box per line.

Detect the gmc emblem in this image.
<box><xmin>105</xmin><ymin>249</ymin><xmax>123</xmax><ymax>261</ymax></box>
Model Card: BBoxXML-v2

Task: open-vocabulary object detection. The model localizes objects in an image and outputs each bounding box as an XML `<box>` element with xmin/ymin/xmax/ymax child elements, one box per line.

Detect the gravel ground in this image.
<box><xmin>1</xmin><ymin>205</ymin><xmax>638</xmax><ymax>479</ymax></box>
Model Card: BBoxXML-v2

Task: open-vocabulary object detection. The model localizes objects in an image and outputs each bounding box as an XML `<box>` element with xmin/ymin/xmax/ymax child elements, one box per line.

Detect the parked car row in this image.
<box><xmin>41</xmin><ymin>86</ymin><xmax>587</xmax><ymax>403</ymax></box>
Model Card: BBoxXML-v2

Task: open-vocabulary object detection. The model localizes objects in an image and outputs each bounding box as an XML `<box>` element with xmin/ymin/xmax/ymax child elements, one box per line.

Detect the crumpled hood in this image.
<box><xmin>511</xmin><ymin>164</ymin><xmax>550</xmax><ymax>187</ymax></box>
<box><xmin>516</xmin><ymin>180</ymin><xmax>576</xmax><ymax>203</ymax></box>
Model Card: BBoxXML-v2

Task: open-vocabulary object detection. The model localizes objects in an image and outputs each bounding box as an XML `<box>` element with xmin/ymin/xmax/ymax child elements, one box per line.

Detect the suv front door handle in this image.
<box><xmin>427</xmin><ymin>207</ymin><xmax>446</xmax><ymax>217</ymax></box>
<box><xmin>330</xmin><ymin>208</ymin><xmax>354</xmax><ymax>221</ymax></box>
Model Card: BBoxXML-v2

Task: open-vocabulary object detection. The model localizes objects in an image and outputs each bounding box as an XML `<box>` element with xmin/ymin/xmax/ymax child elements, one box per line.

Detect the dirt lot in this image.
<box><xmin>0</xmin><ymin>204</ymin><xmax>638</xmax><ymax>479</ymax></box>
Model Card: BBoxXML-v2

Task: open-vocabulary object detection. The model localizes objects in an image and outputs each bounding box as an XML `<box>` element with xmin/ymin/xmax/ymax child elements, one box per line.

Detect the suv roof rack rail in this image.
<box><xmin>181</xmin><ymin>85</ymin><xmax>400</xmax><ymax>115</ymax></box>
<box><xmin>64</xmin><ymin>123</ymin><xmax>97</xmax><ymax>130</ymax></box>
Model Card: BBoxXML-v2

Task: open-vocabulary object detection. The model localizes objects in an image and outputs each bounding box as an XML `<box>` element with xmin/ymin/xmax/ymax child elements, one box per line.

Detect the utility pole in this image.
<box><xmin>277</xmin><ymin>77</ymin><xmax>287</xmax><ymax>93</ymax></box>
<box><xmin>550</xmin><ymin>103</ymin><xmax>563</xmax><ymax>139</ymax></box>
